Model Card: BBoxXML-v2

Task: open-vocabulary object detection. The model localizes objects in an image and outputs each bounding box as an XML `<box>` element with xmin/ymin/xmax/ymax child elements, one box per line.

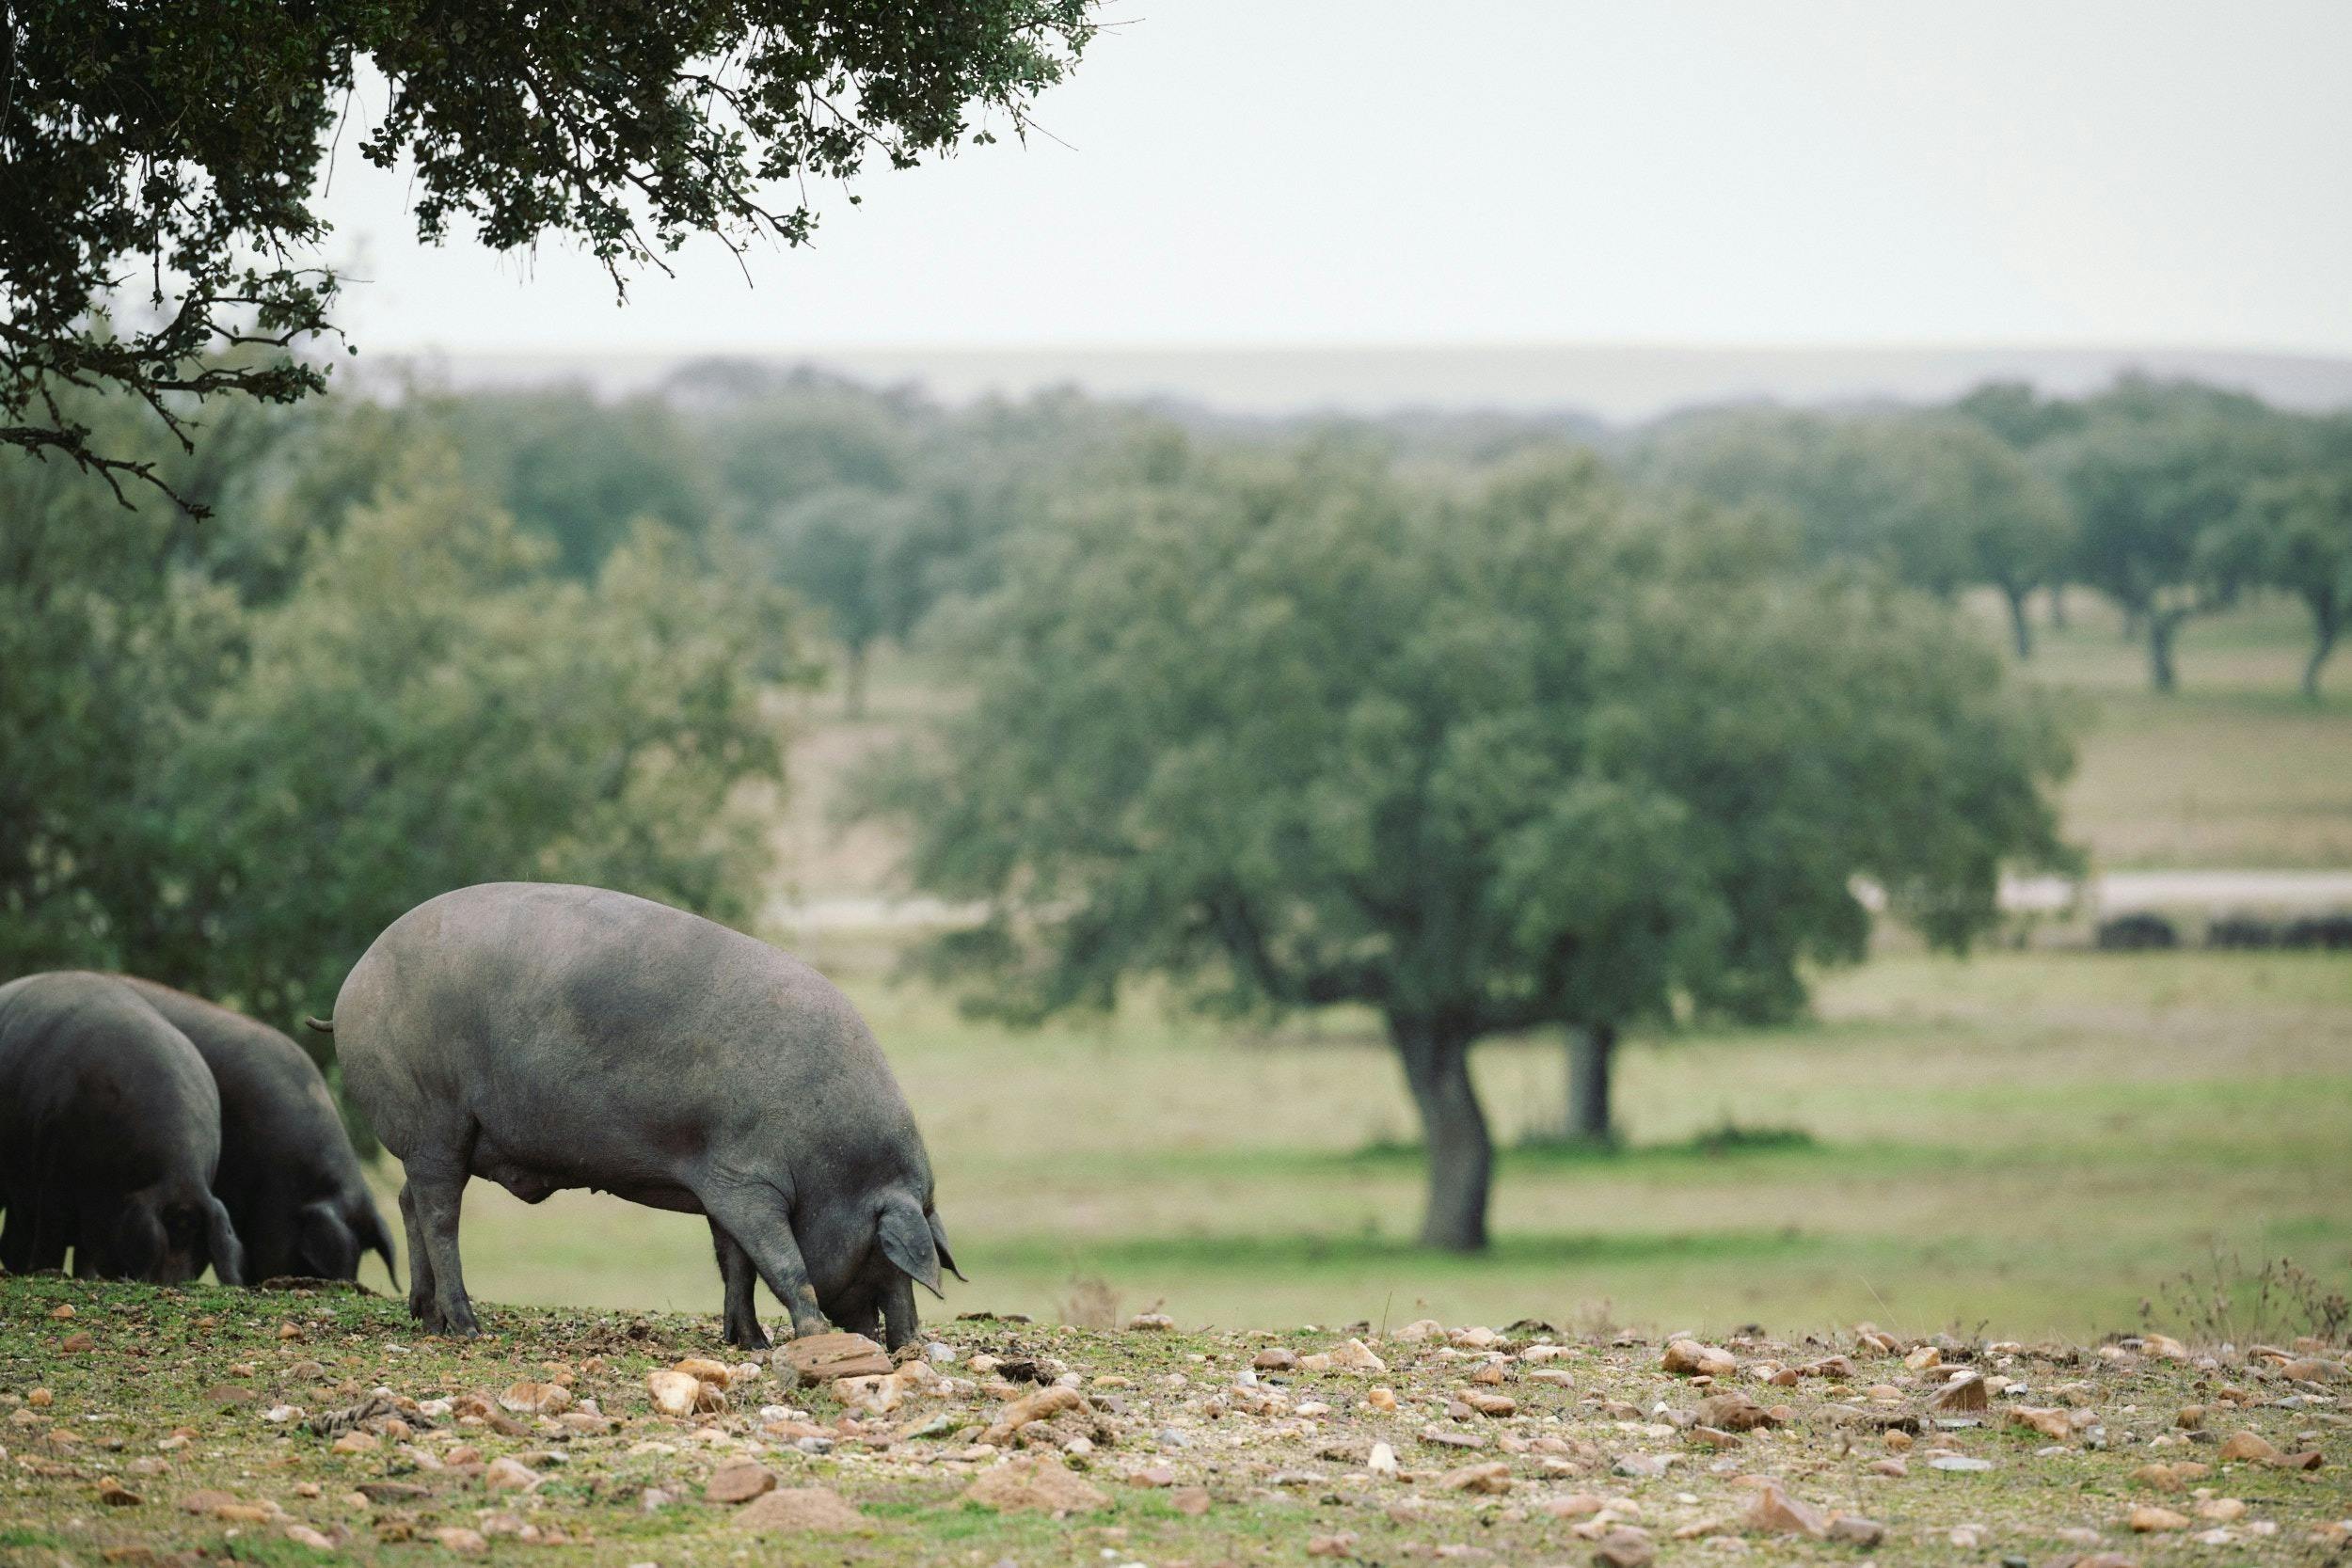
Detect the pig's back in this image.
<box><xmin>334</xmin><ymin>883</ymin><xmax>916</xmax><ymax>1180</ymax></box>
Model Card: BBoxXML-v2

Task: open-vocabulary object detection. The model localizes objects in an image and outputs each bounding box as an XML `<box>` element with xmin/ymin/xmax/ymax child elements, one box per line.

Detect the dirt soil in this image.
<box><xmin>2</xmin><ymin>1275</ymin><xmax>2346</xmax><ymax>1567</ymax></box>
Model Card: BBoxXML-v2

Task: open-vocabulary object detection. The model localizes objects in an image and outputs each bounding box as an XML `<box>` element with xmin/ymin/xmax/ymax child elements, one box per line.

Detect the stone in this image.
<box><xmin>1742</xmin><ymin>1481</ymin><xmax>1827</xmax><ymax>1538</ymax></box>
<box><xmin>1696</xmin><ymin>1391</ymin><xmax>1775</xmax><ymax>1432</ymax></box>
<box><xmin>2141</xmin><ymin>1333</ymin><xmax>2189</xmax><ymax>1360</ymax></box>
<box><xmin>282</xmin><ymin>1526</ymin><xmax>337</xmax><ymax>1550</ymax></box>
<box><xmin>499</xmin><ymin>1381</ymin><xmax>571</xmax><ymax>1416</ymax></box>
<box><xmin>979</xmin><ymin>1385</ymin><xmax>1089</xmax><ymax>1446</ymax></box>
<box><xmin>1170</xmin><ymin>1486</ymin><xmax>1213</xmax><ymax>1516</ymax></box>
<box><xmin>961</xmin><ymin>1455</ymin><xmax>1113</xmax><ymax>1514</ymax></box>
<box><xmin>673</xmin><ymin>1357</ymin><xmax>733</xmax><ymax>1387</ymax></box>
<box><xmin>646</xmin><ymin>1370</ymin><xmax>701</xmax><ymax>1418</ymax></box>
<box><xmin>2009</xmin><ymin>1406</ymin><xmax>2074</xmax><ymax>1441</ymax></box>
<box><xmin>1330</xmin><ymin>1338</ymin><xmax>1388</xmax><ymax>1372</ymax></box>
<box><xmin>1128</xmin><ymin>1313</ymin><xmax>1176</xmax><ymax>1332</ymax></box>
<box><xmin>1460</xmin><ymin>1390</ymin><xmax>1517</xmax><ymax>1418</ymax></box>
<box><xmin>1826</xmin><ymin>1515</ymin><xmax>1885</xmax><ymax>1546</ymax></box>
<box><xmin>1661</xmin><ymin>1339</ymin><xmax>1736</xmax><ymax>1378</ymax></box>
<box><xmin>704</xmin><ymin>1462</ymin><xmax>777</xmax><ymax>1504</ymax></box>
<box><xmin>432</xmin><ymin>1529</ymin><xmax>488</xmax><ymax>1555</ymax></box>
<box><xmin>1592</xmin><ymin>1526</ymin><xmax>1655</xmax><ymax>1566</ymax></box>
<box><xmin>1368</xmin><ymin>1441</ymin><xmax>1398</xmax><ymax>1477</ymax></box>
<box><xmin>2130</xmin><ymin>1505</ymin><xmax>2189</xmax><ymax>1532</ymax></box>
<box><xmin>1929</xmin><ymin>1455</ymin><xmax>1994</xmax><ymax>1472</ymax></box>
<box><xmin>1930</xmin><ymin>1373</ymin><xmax>1988</xmax><ymax>1412</ymax></box>
<box><xmin>2217</xmin><ymin>1431</ymin><xmax>2280</xmax><ymax>1463</ymax></box>
<box><xmin>328</xmin><ymin>1432</ymin><xmax>377</xmax><ymax>1454</ymax></box>
<box><xmin>96</xmin><ymin>1477</ymin><xmax>142</xmax><ymax>1507</ymax></box>
<box><xmin>1437</xmin><ymin>1462</ymin><xmax>1512</xmax><ymax>1495</ymax></box>
<box><xmin>1253</xmin><ymin>1348</ymin><xmax>1298</xmax><ymax>1370</ymax></box>
<box><xmin>1128</xmin><ymin>1465</ymin><xmax>1176</xmax><ymax>1488</ymax></box>
<box><xmin>2196</xmin><ymin>1497</ymin><xmax>2247</xmax><ymax>1522</ymax></box>
<box><xmin>483</xmin><ymin>1457</ymin><xmax>540</xmax><ymax>1493</ymax></box>
<box><xmin>736</xmin><ymin>1486</ymin><xmax>865</xmax><ymax>1532</ymax></box>
<box><xmin>780</xmin><ymin>1331</ymin><xmax>893</xmax><ymax>1386</ymax></box>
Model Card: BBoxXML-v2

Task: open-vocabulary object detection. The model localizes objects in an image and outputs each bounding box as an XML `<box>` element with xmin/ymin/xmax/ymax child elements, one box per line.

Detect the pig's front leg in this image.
<box><xmin>707</xmin><ymin>1219</ymin><xmax>771</xmax><ymax>1350</ymax></box>
<box><xmin>696</xmin><ymin>1180</ymin><xmax>829</xmax><ymax>1338</ymax></box>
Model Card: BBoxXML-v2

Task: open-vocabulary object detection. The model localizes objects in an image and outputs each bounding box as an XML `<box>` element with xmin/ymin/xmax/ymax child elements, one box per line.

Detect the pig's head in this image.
<box><xmin>112</xmin><ymin>1180</ymin><xmax>246</xmax><ymax>1286</ymax></box>
<box><xmin>293</xmin><ymin>1195</ymin><xmax>402</xmax><ymax>1287</ymax></box>
<box><xmin>800</xmin><ymin>1186</ymin><xmax>966</xmax><ymax>1345</ymax></box>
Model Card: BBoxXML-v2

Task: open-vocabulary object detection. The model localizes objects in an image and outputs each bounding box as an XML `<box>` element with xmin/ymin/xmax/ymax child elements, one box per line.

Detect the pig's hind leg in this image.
<box><xmin>399</xmin><ymin>1140</ymin><xmax>480</xmax><ymax>1337</ymax></box>
<box><xmin>707</xmin><ymin>1219</ymin><xmax>771</xmax><ymax>1350</ymax></box>
<box><xmin>694</xmin><ymin>1180</ymin><xmax>829</xmax><ymax>1339</ymax></box>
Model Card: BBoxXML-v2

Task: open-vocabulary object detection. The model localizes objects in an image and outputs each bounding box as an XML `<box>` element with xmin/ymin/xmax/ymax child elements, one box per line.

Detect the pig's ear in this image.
<box><xmin>205</xmin><ymin>1197</ymin><xmax>247</xmax><ymax>1288</ymax></box>
<box><xmin>928</xmin><ymin>1211</ymin><xmax>968</xmax><ymax>1282</ymax></box>
<box><xmin>878</xmin><ymin>1195</ymin><xmax>944</xmax><ymax>1298</ymax></box>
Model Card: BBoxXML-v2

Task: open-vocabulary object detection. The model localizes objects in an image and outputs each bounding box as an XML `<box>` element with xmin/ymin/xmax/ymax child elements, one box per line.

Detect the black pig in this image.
<box><xmin>120</xmin><ymin>979</ymin><xmax>396</xmax><ymax>1286</ymax></box>
<box><xmin>324</xmin><ymin>882</ymin><xmax>959</xmax><ymax>1347</ymax></box>
<box><xmin>0</xmin><ymin>973</ymin><xmax>246</xmax><ymax>1284</ymax></box>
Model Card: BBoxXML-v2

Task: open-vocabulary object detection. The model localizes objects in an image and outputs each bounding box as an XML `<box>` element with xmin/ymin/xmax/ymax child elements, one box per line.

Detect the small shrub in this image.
<box><xmin>2280</xmin><ymin>912</ymin><xmax>2352</xmax><ymax>951</ymax></box>
<box><xmin>2096</xmin><ymin>911</ymin><xmax>2178</xmax><ymax>951</ymax></box>
<box><xmin>2205</xmin><ymin>913</ymin><xmax>2279</xmax><ymax>949</ymax></box>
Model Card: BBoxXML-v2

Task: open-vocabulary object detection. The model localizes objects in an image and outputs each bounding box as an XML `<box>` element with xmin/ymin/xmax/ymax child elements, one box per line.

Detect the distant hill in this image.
<box><xmin>397</xmin><ymin>343</ymin><xmax>2352</xmax><ymax>427</ymax></box>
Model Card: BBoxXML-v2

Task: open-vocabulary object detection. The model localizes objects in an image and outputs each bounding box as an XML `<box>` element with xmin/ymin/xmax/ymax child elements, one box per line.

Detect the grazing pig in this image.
<box><xmin>325</xmin><ymin>882</ymin><xmax>961</xmax><ymax>1347</ymax></box>
<box><xmin>0</xmin><ymin>973</ymin><xmax>246</xmax><ymax>1284</ymax></box>
<box><xmin>119</xmin><ymin>979</ymin><xmax>397</xmax><ymax>1286</ymax></box>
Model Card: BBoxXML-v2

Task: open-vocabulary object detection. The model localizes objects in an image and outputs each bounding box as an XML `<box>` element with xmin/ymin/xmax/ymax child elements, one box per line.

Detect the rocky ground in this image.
<box><xmin>2</xmin><ymin>1275</ymin><xmax>2346</xmax><ymax>1568</ymax></box>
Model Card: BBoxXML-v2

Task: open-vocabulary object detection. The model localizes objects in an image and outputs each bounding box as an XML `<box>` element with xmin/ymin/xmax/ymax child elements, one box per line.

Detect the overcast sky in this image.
<box><xmin>317</xmin><ymin>0</ymin><xmax>2352</xmax><ymax>358</ymax></box>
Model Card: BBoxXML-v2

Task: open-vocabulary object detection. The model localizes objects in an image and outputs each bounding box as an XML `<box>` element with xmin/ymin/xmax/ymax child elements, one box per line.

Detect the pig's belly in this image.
<box><xmin>470</xmin><ymin>1146</ymin><xmax>706</xmax><ymax>1214</ymax></box>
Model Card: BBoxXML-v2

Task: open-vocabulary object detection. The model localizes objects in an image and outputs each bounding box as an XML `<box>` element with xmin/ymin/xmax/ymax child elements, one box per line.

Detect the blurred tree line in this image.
<box><xmin>5</xmin><ymin>359</ymin><xmax>2344</xmax><ymax>1241</ymax></box>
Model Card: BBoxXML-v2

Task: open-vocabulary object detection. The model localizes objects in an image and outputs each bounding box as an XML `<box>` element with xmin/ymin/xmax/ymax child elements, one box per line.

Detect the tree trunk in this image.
<box><xmin>844</xmin><ymin>642</ymin><xmax>869</xmax><ymax>719</ymax></box>
<box><xmin>1391</xmin><ymin>1019</ymin><xmax>1491</xmax><ymax>1253</ymax></box>
<box><xmin>2306</xmin><ymin>624</ymin><xmax>2339</xmax><ymax>702</ymax></box>
<box><xmin>2047</xmin><ymin>581</ymin><xmax>2070</xmax><ymax>631</ymax></box>
<box><xmin>1564</xmin><ymin>1022</ymin><xmax>1617</xmax><ymax>1142</ymax></box>
<box><xmin>2148</xmin><ymin>610</ymin><xmax>2182</xmax><ymax>694</ymax></box>
<box><xmin>2001</xmin><ymin>585</ymin><xmax>2034</xmax><ymax>659</ymax></box>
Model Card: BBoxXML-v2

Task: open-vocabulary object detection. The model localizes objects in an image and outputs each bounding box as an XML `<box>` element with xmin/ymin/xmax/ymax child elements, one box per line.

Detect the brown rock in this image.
<box><xmin>483</xmin><ymin>1457</ymin><xmax>539</xmax><ymax>1494</ymax></box>
<box><xmin>980</xmin><ymin>1385</ymin><xmax>1089</xmax><ymax>1446</ymax></box>
<box><xmin>282</xmin><ymin>1526</ymin><xmax>337</xmax><ymax>1550</ymax></box>
<box><xmin>1306</xmin><ymin>1533</ymin><xmax>1359</xmax><ymax>1558</ymax></box>
<box><xmin>2130</xmin><ymin>1504</ymin><xmax>2188</xmax><ymax>1532</ymax></box>
<box><xmin>1827</xmin><ymin>1516</ymin><xmax>1886</xmax><ymax>1546</ymax></box>
<box><xmin>1661</xmin><ymin>1339</ymin><xmax>1736</xmax><ymax>1377</ymax></box>
<box><xmin>97</xmin><ymin>1477</ymin><xmax>142</xmax><ymax>1507</ymax></box>
<box><xmin>1930</xmin><ymin>1372</ymin><xmax>1988</xmax><ymax>1411</ymax></box>
<box><xmin>736</xmin><ymin>1486</ymin><xmax>866</xmax><ymax>1532</ymax></box>
<box><xmin>1129</xmin><ymin>1465</ymin><xmax>1177</xmax><ymax>1488</ymax></box>
<box><xmin>61</xmin><ymin>1332</ymin><xmax>94</xmax><ymax>1353</ymax></box>
<box><xmin>2132</xmin><ymin>1463</ymin><xmax>2184</xmax><ymax>1492</ymax></box>
<box><xmin>646</xmin><ymin>1370</ymin><xmax>701</xmax><ymax>1418</ymax></box>
<box><xmin>1253</xmin><ymin>1348</ymin><xmax>1298</xmax><ymax>1370</ymax></box>
<box><xmin>1170</xmin><ymin>1486</ymin><xmax>1212</xmax><ymax>1516</ymax></box>
<box><xmin>432</xmin><ymin>1528</ymin><xmax>487</xmax><ymax>1555</ymax></box>
<box><xmin>2217</xmin><ymin>1430</ymin><xmax>2281</xmax><ymax>1463</ymax></box>
<box><xmin>2280</xmin><ymin>1358</ymin><xmax>2345</xmax><ymax>1383</ymax></box>
<box><xmin>1437</xmin><ymin>1462</ymin><xmax>1512</xmax><ymax>1495</ymax></box>
<box><xmin>2010</xmin><ymin>1406</ymin><xmax>2074</xmax><ymax>1441</ymax></box>
<box><xmin>1128</xmin><ymin>1312</ymin><xmax>1176</xmax><ymax>1332</ymax></box>
<box><xmin>674</xmin><ymin>1356</ymin><xmax>734</xmax><ymax>1386</ymax></box>
<box><xmin>1592</xmin><ymin>1527</ymin><xmax>1655</xmax><ymax>1566</ymax></box>
<box><xmin>1744</xmin><ymin>1481</ymin><xmax>1829</xmax><ymax>1538</ymax></box>
<box><xmin>1866</xmin><ymin>1457</ymin><xmax>1907</xmax><ymax>1478</ymax></box>
<box><xmin>1696</xmin><ymin>1391</ymin><xmax>1776</xmax><ymax>1432</ymax></box>
<box><xmin>704</xmin><ymin>1461</ymin><xmax>778</xmax><ymax>1504</ymax></box>
<box><xmin>2270</xmin><ymin>1449</ymin><xmax>2325</xmax><ymax>1470</ymax></box>
<box><xmin>497</xmin><ymin>1381</ymin><xmax>571</xmax><ymax>1416</ymax></box>
<box><xmin>961</xmin><ymin>1455</ymin><xmax>1112</xmax><ymax>1514</ymax></box>
<box><xmin>780</xmin><ymin>1331</ymin><xmax>893</xmax><ymax>1386</ymax></box>
<box><xmin>1460</xmin><ymin>1390</ymin><xmax>1517</xmax><ymax>1418</ymax></box>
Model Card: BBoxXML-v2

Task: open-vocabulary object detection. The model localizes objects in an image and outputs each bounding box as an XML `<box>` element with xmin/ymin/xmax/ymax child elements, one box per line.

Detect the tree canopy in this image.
<box><xmin>1</xmin><ymin>0</ymin><xmax>1096</xmax><ymax>509</ymax></box>
<box><xmin>863</xmin><ymin>436</ymin><xmax>2074</xmax><ymax>1250</ymax></box>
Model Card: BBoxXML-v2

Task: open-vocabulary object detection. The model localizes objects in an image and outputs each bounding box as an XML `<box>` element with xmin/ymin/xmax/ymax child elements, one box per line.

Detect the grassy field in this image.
<box><xmin>374</xmin><ymin>949</ymin><xmax>2352</xmax><ymax>1345</ymax></box>
<box><xmin>378</xmin><ymin>590</ymin><xmax>2352</xmax><ymax>1346</ymax></box>
<box><xmin>5</xmin><ymin>1275</ymin><xmax>2345</xmax><ymax>1568</ymax></box>
<box><xmin>2003</xmin><ymin>594</ymin><xmax>2352</xmax><ymax>870</ymax></box>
